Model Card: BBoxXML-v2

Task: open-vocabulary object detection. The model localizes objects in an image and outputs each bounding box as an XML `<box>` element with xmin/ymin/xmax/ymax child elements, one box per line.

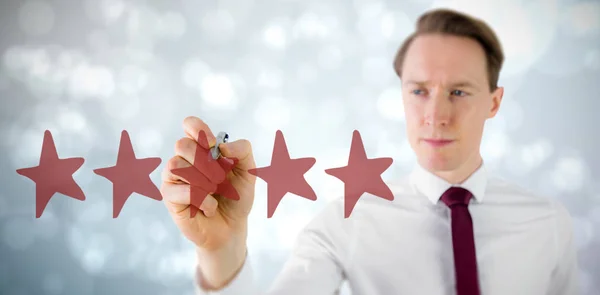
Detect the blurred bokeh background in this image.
<box><xmin>0</xmin><ymin>0</ymin><xmax>599</xmax><ymax>294</ymax></box>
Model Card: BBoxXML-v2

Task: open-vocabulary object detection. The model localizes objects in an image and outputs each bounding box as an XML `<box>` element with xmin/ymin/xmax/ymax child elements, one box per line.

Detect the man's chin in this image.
<box><xmin>418</xmin><ymin>155</ymin><xmax>457</xmax><ymax>172</ymax></box>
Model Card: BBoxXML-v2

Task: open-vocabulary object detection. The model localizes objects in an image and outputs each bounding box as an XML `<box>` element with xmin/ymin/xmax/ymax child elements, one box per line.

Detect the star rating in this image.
<box><xmin>16</xmin><ymin>130</ymin><xmax>86</xmax><ymax>218</ymax></box>
<box><xmin>325</xmin><ymin>130</ymin><xmax>394</xmax><ymax>218</ymax></box>
<box><xmin>16</xmin><ymin>128</ymin><xmax>396</xmax><ymax>219</ymax></box>
<box><xmin>249</xmin><ymin>130</ymin><xmax>317</xmax><ymax>218</ymax></box>
<box><xmin>93</xmin><ymin>130</ymin><xmax>162</xmax><ymax>218</ymax></box>
<box><xmin>170</xmin><ymin>129</ymin><xmax>239</xmax><ymax>218</ymax></box>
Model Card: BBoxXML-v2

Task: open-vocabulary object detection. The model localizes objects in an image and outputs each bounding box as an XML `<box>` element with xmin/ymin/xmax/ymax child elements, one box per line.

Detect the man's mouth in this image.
<box><xmin>422</xmin><ymin>139</ymin><xmax>454</xmax><ymax>147</ymax></box>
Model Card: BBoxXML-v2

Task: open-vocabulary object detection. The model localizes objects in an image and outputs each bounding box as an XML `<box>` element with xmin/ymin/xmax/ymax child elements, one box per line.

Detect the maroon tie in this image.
<box><xmin>441</xmin><ymin>187</ymin><xmax>480</xmax><ymax>295</ymax></box>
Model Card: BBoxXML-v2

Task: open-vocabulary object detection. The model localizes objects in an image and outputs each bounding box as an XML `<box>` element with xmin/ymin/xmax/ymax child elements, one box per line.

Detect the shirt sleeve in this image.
<box><xmin>194</xmin><ymin>198</ymin><xmax>350</xmax><ymax>295</ymax></box>
<box><xmin>548</xmin><ymin>200</ymin><xmax>580</xmax><ymax>295</ymax></box>
<box><xmin>265</xmin><ymin>204</ymin><xmax>348</xmax><ymax>295</ymax></box>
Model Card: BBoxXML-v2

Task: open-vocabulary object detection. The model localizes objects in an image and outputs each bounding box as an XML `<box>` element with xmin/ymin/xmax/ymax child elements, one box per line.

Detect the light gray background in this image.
<box><xmin>0</xmin><ymin>0</ymin><xmax>599</xmax><ymax>294</ymax></box>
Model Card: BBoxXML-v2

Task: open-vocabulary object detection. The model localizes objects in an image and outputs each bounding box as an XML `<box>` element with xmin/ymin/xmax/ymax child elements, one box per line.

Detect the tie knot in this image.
<box><xmin>440</xmin><ymin>187</ymin><xmax>473</xmax><ymax>207</ymax></box>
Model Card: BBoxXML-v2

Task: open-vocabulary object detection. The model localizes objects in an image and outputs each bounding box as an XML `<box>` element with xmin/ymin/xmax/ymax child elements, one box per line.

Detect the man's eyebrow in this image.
<box><xmin>403</xmin><ymin>80</ymin><xmax>478</xmax><ymax>89</ymax></box>
<box><xmin>403</xmin><ymin>80</ymin><xmax>425</xmax><ymax>85</ymax></box>
<box><xmin>449</xmin><ymin>81</ymin><xmax>478</xmax><ymax>88</ymax></box>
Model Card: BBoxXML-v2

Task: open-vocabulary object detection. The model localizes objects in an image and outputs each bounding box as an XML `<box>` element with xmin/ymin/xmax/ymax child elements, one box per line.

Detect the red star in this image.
<box><xmin>325</xmin><ymin>130</ymin><xmax>394</xmax><ymax>218</ymax></box>
<box><xmin>248</xmin><ymin>130</ymin><xmax>317</xmax><ymax>218</ymax></box>
<box><xmin>94</xmin><ymin>130</ymin><xmax>162</xmax><ymax>218</ymax></box>
<box><xmin>170</xmin><ymin>130</ymin><xmax>239</xmax><ymax>218</ymax></box>
<box><xmin>16</xmin><ymin>130</ymin><xmax>86</xmax><ymax>218</ymax></box>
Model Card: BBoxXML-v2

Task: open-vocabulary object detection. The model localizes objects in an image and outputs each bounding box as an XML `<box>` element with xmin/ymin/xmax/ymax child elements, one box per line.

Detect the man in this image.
<box><xmin>160</xmin><ymin>8</ymin><xmax>580</xmax><ymax>295</ymax></box>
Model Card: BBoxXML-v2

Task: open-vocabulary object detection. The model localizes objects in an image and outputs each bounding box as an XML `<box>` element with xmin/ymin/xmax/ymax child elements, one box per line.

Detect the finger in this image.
<box><xmin>174</xmin><ymin>137</ymin><xmax>227</xmax><ymax>184</ymax></box>
<box><xmin>163</xmin><ymin>156</ymin><xmax>218</xmax><ymax>193</ymax></box>
<box><xmin>174</xmin><ymin>137</ymin><xmax>201</xmax><ymax>167</ymax></box>
<box><xmin>183</xmin><ymin>116</ymin><xmax>216</xmax><ymax>150</ymax></box>
<box><xmin>160</xmin><ymin>181</ymin><xmax>191</xmax><ymax>205</ymax></box>
<box><xmin>163</xmin><ymin>155</ymin><xmax>219</xmax><ymax>214</ymax></box>
<box><xmin>219</xmin><ymin>139</ymin><xmax>256</xmax><ymax>171</ymax></box>
<box><xmin>162</xmin><ymin>155</ymin><xmax>188</xmax><ymax>183</ymax></box>
<box><xmin>161</xmin><ymin>182</ymin><xmax>191</xmax><ymax>216</ymax></box>
<box><xmin>160</xmin><ymin>182</ymin><xmax>220</xmax><ymax>217</ymax></box>
<box><xmin>161</xmin><ymin>186</ymin><xmax>218</xmax><ymax>219</ymax></box>
<box><xmin>198</xmin><ymin>194</ymin><xmax>218</xmax><ymax>217</ymax></box>
<box><xmin>217</xmin><ymin>155</ymin><xmax>238</xmax><ymax>173</ymax></box>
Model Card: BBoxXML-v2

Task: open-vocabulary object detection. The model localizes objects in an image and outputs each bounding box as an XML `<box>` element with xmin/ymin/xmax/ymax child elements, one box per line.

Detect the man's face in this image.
<box><xmin>401</xmin><ymin>33</ymin><xmax>504</xmax><ymax>173</ymax></box>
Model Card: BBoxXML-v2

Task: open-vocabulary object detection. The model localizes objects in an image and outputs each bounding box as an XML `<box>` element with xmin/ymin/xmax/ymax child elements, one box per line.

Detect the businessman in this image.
<box><xmin>160</xmin><ymin>8</ymin><xmax>580</xmax><ymax>295</ymax></box>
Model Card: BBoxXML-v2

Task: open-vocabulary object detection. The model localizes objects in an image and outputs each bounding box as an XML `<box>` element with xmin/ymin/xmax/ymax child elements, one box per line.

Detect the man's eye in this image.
<box><xmin>412</xmin><ymin>89</ymin><xmax>424</xmax><ymax>95</ymax></box>
<box><xmin>451</xmin><ymin>90</ymin><xmax>467</xmax><ymax>96</ymax></box>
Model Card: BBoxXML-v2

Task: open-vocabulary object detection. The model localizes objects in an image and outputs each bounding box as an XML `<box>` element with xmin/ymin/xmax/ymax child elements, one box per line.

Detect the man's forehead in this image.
<box><xmin>402</xmin><ymin>51</ymin><xmax>488</xmax><ymax>87</ymax></box>
<box><xmin>403</xmin><ymin>49</ymin><xmax>486</xmax><ymax>74</ymax></box>
<box><xmin>407</xmin><ymin>33</ymin><xmax>486</xmax><ymax>58</ymax></box>
<box><xmin>402</xmin><ymin>34</ymin><xmax>488</xmax><ymax>79</ymax></box>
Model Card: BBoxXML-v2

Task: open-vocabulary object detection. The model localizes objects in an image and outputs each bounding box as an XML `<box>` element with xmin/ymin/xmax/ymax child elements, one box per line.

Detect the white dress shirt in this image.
<box><xmin>195</xmin><ymin>162</ymin><xmax>580</xmax><ymax>295</ymax></box>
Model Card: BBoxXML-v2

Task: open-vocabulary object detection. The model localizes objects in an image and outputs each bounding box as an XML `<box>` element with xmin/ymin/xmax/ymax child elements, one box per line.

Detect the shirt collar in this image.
<box><xmin>409</xmin><ymin>161</ymin><xmax>488</xmax><ymax>205</ymax></box>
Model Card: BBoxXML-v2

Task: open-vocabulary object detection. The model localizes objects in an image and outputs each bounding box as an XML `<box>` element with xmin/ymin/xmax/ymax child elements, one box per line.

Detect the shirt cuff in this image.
<box><xmin>194</xmin><ymin>254</ymin><xmax>258</xmax><ymax>295</ymax></box>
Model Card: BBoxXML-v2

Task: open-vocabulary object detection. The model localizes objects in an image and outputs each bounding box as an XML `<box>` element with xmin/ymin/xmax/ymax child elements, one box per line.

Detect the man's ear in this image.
<box><xmin>488</xmin><ymin>86</ymin><xmax>504</xmax><ymax>119</ymax></box>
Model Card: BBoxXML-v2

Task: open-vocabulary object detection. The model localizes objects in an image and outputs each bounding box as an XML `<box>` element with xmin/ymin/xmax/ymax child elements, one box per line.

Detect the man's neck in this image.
<box><xmin>426</xmin><ymin>154</ymin><xmax>483</xmax><ymax>185</ymax></box>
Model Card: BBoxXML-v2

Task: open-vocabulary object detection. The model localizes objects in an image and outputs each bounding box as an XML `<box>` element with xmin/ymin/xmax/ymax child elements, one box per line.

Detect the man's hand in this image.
<box><xmin>160</xmin><ymin>116</ymin><xmax>256</xmax><ymax>288</ymax></box>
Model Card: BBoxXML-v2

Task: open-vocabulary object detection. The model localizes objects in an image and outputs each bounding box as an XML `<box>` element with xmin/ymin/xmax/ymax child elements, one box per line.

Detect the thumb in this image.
<box><xmin>219</xmin><ymin>139</ymin><xmax>255</xmax><ymax>171</ymax></box>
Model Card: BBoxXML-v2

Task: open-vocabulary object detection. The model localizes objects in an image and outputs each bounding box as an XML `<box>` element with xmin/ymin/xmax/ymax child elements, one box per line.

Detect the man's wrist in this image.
<box><xmin>197</xmin><ymin>246</ymin><xmax>247</xmax><ymax>291</ymax></box>
<box><xmin>196</xmin><ymin>233</ymin><xmax>248</xmax><ymax>290</ymax></box>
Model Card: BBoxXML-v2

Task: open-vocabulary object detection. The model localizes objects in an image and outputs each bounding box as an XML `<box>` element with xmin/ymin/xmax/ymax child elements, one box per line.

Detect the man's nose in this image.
<box><xmin>424</xmin><ymin>90</ymin><xmax>451</xmax><ymax>127</ymax></box>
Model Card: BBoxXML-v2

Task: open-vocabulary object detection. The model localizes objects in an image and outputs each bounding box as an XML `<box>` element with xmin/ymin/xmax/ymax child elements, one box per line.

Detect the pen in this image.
<box><xmin>210</xmin><ymin>131</ymin><xmax>229</xmax><ymax>160</ymax></box>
